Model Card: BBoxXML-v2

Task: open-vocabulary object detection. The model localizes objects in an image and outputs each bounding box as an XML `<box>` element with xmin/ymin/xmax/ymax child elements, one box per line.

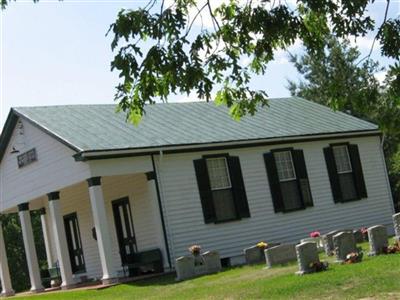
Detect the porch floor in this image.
<box><xmin>14</xmin><ymin>271</ymin><xmax>175</xmax><ymax>297</ymax></box>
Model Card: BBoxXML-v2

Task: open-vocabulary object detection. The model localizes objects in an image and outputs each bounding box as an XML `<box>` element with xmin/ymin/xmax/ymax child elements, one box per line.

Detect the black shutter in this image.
<box><xmin>193</xmin><ymin>159</ymin><xmax>216</xmax><ymax>223</ymax></box>
<box><xmin>227</xmin><ymin>156</ymin><xmax>250</xmax><ymax>218</ymax></box>
<box><xmin>323</xmin><ymin>147</ymin><xmax>342</xmax><ymax>202</ymax></box>
<box><xmin>263</xmin><ymin>152</ymin><xmax>284</xmax><ymax>212</ymax></box>
<box><xmin>292</xmin><ymin>149</ymin><xmax>313</xmax><ymax>207</ymax></box>
<box><xmin>348</xmin><ymin>144</ymin><xmax>368</xmax><ymax>198</ymax></box>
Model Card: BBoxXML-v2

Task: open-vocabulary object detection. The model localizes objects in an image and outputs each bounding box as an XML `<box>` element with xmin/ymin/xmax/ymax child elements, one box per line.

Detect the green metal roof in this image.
<box><xmin>4</xmin><ymin>97</ymin><xmax>378</xmax><ymax>155</ymax></box>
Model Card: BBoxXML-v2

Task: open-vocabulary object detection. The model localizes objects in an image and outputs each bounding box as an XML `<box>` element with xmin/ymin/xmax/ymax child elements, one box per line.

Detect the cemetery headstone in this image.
<box><xmin>175</xmin><ymin>256</ymin><xmax>195</xmax><ymax>281</ymax></box>
<box><xmin>265</xmin><ymin>244</ymin><xmax>297</xmax><ymax>268</ymax></box>
<box><xmin>333</xmin><ymin>231</ymin><xmax>357</xmax><ymax>262</ymax></box>
<box><xmin>295</xmin><ymin>242</ymin><xmax>320</xmax><ymax>275</ymax></box>
<box><xmin>203</xmin><ymin>251</ymin><xmax>222</xmax><ymax>274</ymax></box>
<box><xmin>368</xmin><ymin>225</ymin><xmax>388</xmax><ymax>255</ymax></box>
<box><xmin>393</xmin><ymin>213</ymin><xmax>400</xmax><ymax>241</ymax></box>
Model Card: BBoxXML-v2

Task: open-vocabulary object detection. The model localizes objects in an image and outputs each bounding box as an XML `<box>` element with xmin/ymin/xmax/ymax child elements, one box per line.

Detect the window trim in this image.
<box><xmin>328</xmin><ymin>142</ymin><xmax>361</xmax><ymax>203</ymax></box>
<box><xmin>205</xmin><ymin>157</ymin><xmax>232</xmax><ymax>190</ymax></box>
<box><xmin>332</xmin><ymin>144</ymin><xmax>353</xmax><ymax>174</ymax></box>
<box><xmin>201</xmin><ymin>153</ymin><xmax>241</xmax><ymax>224</ymax></box>
<box><xmin>273</xmin><ymin>150</ymin><xmax>297</xmax><ymax>182</ymax></box>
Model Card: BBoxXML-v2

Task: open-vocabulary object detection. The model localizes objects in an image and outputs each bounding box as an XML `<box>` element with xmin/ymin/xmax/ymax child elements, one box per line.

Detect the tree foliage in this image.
<box><xmin>288</xmin><ymin>36</ymin><xmax>400</xmax><ymax>209</ymax></box>
<box><xmin>107</xmin><ymin>0</ymin><xmax>399</xmax><ymax>123</ymax></box>
<box><xmin>2</xmin><ymin>0</ymin><xmax>399</xmax><ymax>123</ymax></box>
<box><xmin>0</xmin><ymin>212</ymin><xmax>47</xmax><ymax>292</ymax></box>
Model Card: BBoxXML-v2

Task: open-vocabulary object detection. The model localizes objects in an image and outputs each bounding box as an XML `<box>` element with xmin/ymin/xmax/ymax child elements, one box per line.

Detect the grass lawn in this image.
<box><xmin>14</xmin><ymin>241</ymin><xmax>400</xmax><ymax>299</ymax></box>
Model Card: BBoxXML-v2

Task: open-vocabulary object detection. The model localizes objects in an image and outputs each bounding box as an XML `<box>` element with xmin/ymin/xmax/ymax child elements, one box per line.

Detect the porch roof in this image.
<box><xmin>1</xmin><ymin>97</ymin><xmax>378</xmax><ymax>158</ymax></box>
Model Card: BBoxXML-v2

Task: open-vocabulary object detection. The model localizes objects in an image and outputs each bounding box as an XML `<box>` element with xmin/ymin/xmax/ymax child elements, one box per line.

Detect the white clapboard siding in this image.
<box><xmin>0</xmin><ymin>118</ymin><xmax>90</xmax><ymax>211</ymax></box>
<box><xmin>155</xmin><ymin>135</ymin><xmax>394</xmax><ymax>262</ymax></box>
<box><xmin>49</xmin><ymin>174</ymin><xmax>165</xmax><ymax>279</ymax></box>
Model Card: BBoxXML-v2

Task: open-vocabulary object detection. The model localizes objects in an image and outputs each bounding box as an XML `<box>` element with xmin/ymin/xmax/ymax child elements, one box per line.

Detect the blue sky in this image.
<box><xmin>1</xmin><ymin>0</ymin><xmax>398</xmax><ymax>129</ymax></box>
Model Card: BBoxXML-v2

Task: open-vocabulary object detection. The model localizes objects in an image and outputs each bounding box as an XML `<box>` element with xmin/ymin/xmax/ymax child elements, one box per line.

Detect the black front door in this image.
<box><xmin>112</xmin><ymin>197</ymin><xmax>137</xmax><ymax>265</ymax></box>
<box><xmin>63</xmin><ymin>212</ymin><xmax>86</xmax><ymax>274</ymax></box>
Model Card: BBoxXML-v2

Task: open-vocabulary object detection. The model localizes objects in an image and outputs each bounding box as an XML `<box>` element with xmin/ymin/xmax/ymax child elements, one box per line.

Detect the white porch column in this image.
<box><xmin>146</xmin><ymin>171</ymin><xmax>171</xmax><ymax>269</ymax></box>
<box><xmin>47</xmin><ymin>192</ymin><xmax>75</xmax><ymax>289</ymax></box>
<box><xmin>87</xmin><ymin>177</ymin><xmax>118</xmax><ymax>284</ymax></box>
<box><xmin>0</xmin><ymin>217</ymin><xmax>15</xmax><ymax>297</ymax></box>
<box><xmin>18</xmin><ymin>203</ymin><xmax>44</xmax><ymax>293</ymax></box>
<box><xmin>39</xmin><ymin>208</ymin><xmax>54</xmax><ymax>269</ymax></box>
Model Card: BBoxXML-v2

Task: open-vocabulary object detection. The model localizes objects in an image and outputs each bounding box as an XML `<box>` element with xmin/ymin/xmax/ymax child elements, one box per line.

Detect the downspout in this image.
<box><xmin>151</xmin><ymin>153</ymin><xmax>172</xmax><ymax>269</ymax></box>
<box><xmin>380</xmin><ymin>134</ymin><xmax>396</xmax><ymax>213</ymax></box>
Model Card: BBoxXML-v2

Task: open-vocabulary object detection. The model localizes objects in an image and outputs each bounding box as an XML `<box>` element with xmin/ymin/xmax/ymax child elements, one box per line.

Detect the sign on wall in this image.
<box><xmin>17</xmin><ymin>148</ymin><xmax>37</xmax><ymax>168</ymax></box>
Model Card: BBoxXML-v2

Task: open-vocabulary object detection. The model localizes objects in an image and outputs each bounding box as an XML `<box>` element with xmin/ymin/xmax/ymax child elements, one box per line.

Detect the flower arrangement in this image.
<box><xmin>309</xmin><ymin>231</ymin><xmax>321</xmax><ymax>238</ymax></box>
<box><xmin>382</xmin><ymin>242</ymin><xmax>400</xmax><ymax>254</ymax></box>
<box><xmin>256</xmin><ymin>242</ymin><xmax>268</xmax><ymax>250</ymax></box>
<box><xmin>344</xmin><ymin>251</ymin><xmax>363</xmax><ymax>264</ymax></box>
<box><xmin>188</xmin><ymin>245</ymin><xmax>202</xmax><ymax>256</ymax></box>
<box><xmin>308</xmin><ymin>261</ymin><xmax>329</xmax><ymax>272</ymax></box>
<box><xmin>361</xmin><ymin>227</ymin><xmax>369</xmax><ymax>241</ymax></box>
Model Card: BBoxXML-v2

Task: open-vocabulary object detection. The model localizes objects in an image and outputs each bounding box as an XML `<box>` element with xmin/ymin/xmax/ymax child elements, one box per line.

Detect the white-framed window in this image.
<box><xmin>206</xmin><ymin>157</ymin><xmax>236</xmax><ymax>222</ymax></box>
<box><xmin>206</xmin><ymin>157</ymin><xmax>232</xmax><ymax>190</ymax></box>
<box><xmin>272</xmin><ymin>150</ymin><xmax>303</xmax><ymax>211</ymax></box>
<box><xmin>331</xmin><ymin>144</ymin><xmax>357</xmax><ymax>200</ymax></box>
<box><xmin>273</xmin><ymin>151</ymin><xmax>296</xmax><ymax>181</ymax></box>
<box><xmin>332</xmin><ymin>145</ymin><xmax>352</xmax><ymax>173</ymax></box>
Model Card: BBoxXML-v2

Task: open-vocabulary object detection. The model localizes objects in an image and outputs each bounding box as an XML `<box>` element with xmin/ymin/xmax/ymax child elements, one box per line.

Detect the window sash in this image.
<box><xmin>273</xmin><ymin>151</ymin><xmax>296</xmax><ymax>182</ymax></box>
<box><xmin>206</xmin><ymin>157</ymin><xmax>232</xmax><ymax>190</ymax></box>
<box><xmin>212</xmin><ymin>189</ymin><xmax>237</xmax><ymax>221</ymax></box>
<box><xmin>333</xmin><ymin>145</ymin><xmax>352</xmax><ymax>174</ymax></box>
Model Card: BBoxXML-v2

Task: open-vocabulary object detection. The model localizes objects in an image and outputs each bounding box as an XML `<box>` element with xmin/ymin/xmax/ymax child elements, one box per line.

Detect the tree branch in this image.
<box><xmin>356</xmin><ymin>0</ymin><xmax>390</xmax><ymax>66</ymax></box>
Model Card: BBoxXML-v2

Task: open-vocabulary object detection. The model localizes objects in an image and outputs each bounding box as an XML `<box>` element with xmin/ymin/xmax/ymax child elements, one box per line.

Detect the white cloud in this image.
<box><xmin>374</xmin><ymin>70</ymin><xmax>387</xmax><ymax>84</ymax></box>
<box><xmin>270</xmin><ymin>39</ymin><xmax>302</xmax><ymax>65</ymax></box>
<box><xmin>349</xmin><ymin>36</ymin><xmax>381</xmax><ymax>51</ymax></box>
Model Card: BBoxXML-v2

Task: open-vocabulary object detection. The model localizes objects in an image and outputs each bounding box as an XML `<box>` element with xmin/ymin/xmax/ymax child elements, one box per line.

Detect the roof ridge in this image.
<box><xmin>12</xmin><ymin>97</ymin><xmax>294</xmax><ymax>109</ymax></box>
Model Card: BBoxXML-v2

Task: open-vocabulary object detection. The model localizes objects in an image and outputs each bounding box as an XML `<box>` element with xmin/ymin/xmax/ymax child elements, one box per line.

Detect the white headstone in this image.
<box><xmin>175</xmin><ymin>256</ymin><xmax>195</xmax><ymax>281</ymax></box>
<box><xmin>392</xmin><ymin>213</ymin><xmax>400</xmax><ymax>241</ymax></box>
<box><xmin>368</xmin><ymin>225</ymin><xmax>388</xmax><ymax>255</ymax></box>
<box><xmin>323</xmin><ymin>230</ymin><xmax>339</xmax><ymax>256</ymax></box>
<box><xmin>203</xmin><ymin>251</ymin><xmax>222</xmax><ymax>274</ymax></box>
<box><xmin>265</xmin><ymin>244</ymin><xmax>297</xmax><ymax>268</ymax></box>
<box><xmin>333</xmin><ymin>231</ymin><xmax>357</xmax><ymax>262</ymax></box>
<box><xmin>300</xmin><ymin>237</ymin><xmax>324</xmax><ymax>252</ymax></box>
<box><xmin>295</xmin><ymin>242</ymin><xmax>319</xmax><ymax>275</ymax></box>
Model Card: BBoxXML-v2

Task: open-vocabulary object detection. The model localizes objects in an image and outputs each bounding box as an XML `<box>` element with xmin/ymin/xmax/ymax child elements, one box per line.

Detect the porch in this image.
<box><xmin>0</xmin><ymin>172</ymin><xmax>170</xmax><ymax>296</ymax></box>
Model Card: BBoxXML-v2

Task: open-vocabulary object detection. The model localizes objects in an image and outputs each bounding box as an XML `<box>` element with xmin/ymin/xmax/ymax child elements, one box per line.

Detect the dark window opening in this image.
<box><xmin>264</xmin><ymin>148</ymin><xmax>313</xmax><ymax>213</ymax></box>
<box><xmin>324</xmin><ymin>143</ymin><xmax>367</xmax><ymax>203</ymax></box>
<box><xmin>194</xmin><ymin>155</ymin><xmax>250</xmax><ymax>224</ymax></box>
<box><xmin>63</xmin><ymin>213</ymin><xmax>85</xmax><ymax>274</ymax></box>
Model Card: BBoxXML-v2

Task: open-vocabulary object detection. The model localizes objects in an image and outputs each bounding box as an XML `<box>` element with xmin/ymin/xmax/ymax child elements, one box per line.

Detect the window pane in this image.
<box><xmin>206</xmin><ymin>158</ymin><xmax>231</xmax><ymax>189</ymax></box>
<box><xmin>212</xmin><ymin>189</ymin><xmax>237</xmax><ymax>221</ymax></box>
<box><xmin>299</xmin><ymin>178</ymin><xmax>312</xmax><ymax>206</ymax></box>
<box><xmin>339</xmin><ymin>173</ymin><xmax>357</xmax><ymax>200</ymax></box>
<box><xmin>333</xmin><ymin>146</ymin><xmax>352</xmax><ymax>173</ymax></box>
<box><xmin>280</xmin><ymin>180</ymin><xmax>303</xmax><ymax>210</ymax></box>
<box><xmin>274</xmin><ymin>151</ymin><xmax>296</xmax><ymax>181</ymax></box>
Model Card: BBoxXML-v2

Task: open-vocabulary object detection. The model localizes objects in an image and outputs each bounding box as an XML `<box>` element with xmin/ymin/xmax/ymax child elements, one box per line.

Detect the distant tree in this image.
<box><xmin>1</xmin><ymin>212</ymin><xmax>47</xmax><ymax>292</ymax></box>
<box><xmin>288</xmin><ymin>36</ymin><xmax>400</xmax><ymax>210</ymax></box>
